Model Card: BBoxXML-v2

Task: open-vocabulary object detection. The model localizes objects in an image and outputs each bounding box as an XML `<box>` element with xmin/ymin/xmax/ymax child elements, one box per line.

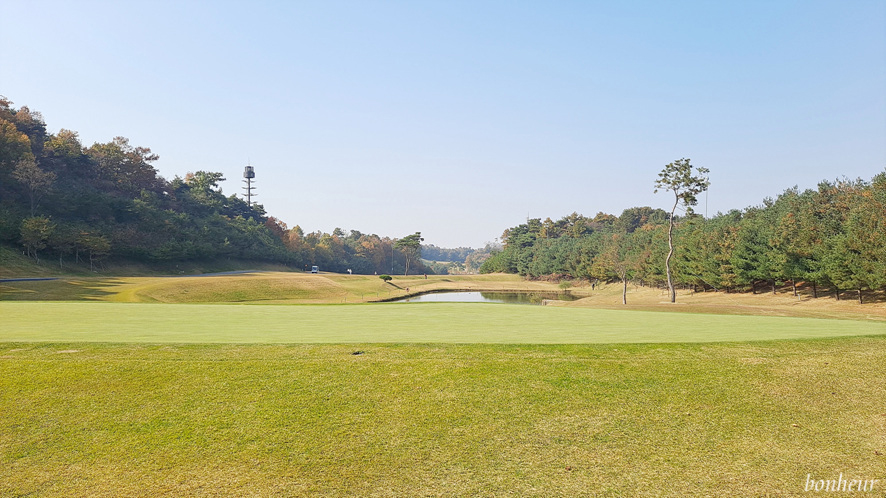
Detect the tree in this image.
<box><xmin>0</xmin><ymin>118</ymin><xmax>34</xmax><ymax>201</ymax></box>
<box><xmin>616</xmin><ymin>206</ymin><xmax>669</xmax><ymax>233</ymax></box>
<box><xmin>654</xmin><ymin>158</ymin><xmax>710</xmax><ymax>303</ymax></box>
<box><xmin>10</xmin><ymin>106</ymin><xmax>47</xmax><ymax>156</ymax></box>
<box><xmin>87</xmin><ymin>137</ymin><xmax>161</xmax><ymax>195</ymax></box>
<box><xmin>264</xmin><ymin>216</ymin><xmax>288</xmax><ymax>243</ymax></box>
<box><xmin>394</xmin><ymin>232</ymin><xmax>423</xmax><ymax>275</ymax></box>
<box><xmin>674</xmin><ymin>216</ymin><xmax>722</xmax><ymax>292</ymax></box>
<box><xmin>592</xmin><ymin>233</ymin><xmax>644</xmax><ymax>304</ymax></box>
<box><xmin>705</xmin><ymin>211</ymin><xmax>741</xmax><ymax>291</ymax></box>
<box><xmin>731</xmin><ymin>206</ymin><xmax>779</xmax><ymax>294</ymax></box>
<box><xmin>20</xmin><ymin>216</ymin><xmax>55</xmax><ymax>262</ymax></box>
<box><xmin>0</xmin><ymin>119</ymin><xmax>33</xmax><ymax>170</ymax></box>
<box><xmin>48</xmin><ymin>224</ymin><xmax>77</xmax><ymax>269</ymax></box>
<box><xmin>812</xmin><ymin>178</ymin><xmax>865</xmax><ymax>300</ymax></box>
<box><xmin>846</xmin><ymin>172</ymin><xmax>886</xmax><ymax>296</ymax></box>
<box><xmin>77</xmin><ymin>232</ymin><xmax>111</xmax><ymax>271</ymax></box>
<box><xmin>12</xmin><ymin>158</ymin><xmax>56</xmax><ymax>216</ymax></box>
<box><xmin>829</xmin><ymin>175</ymin><xmax>885</xmax><ymax>303</ymax></box>
<box><xmin>185</xmin><ymin>170</ymin><xmax>226</xmax><ymax>192</ymax></box>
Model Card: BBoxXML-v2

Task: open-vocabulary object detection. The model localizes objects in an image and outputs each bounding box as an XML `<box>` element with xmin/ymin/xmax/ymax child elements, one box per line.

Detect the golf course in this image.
<box><xmin>3</xmin><ymin>0</ymin><xmax>884</xmax><ymax>493</ymax></box>
<box><xmin>2</xmin><ymin>272</ymin><xmax>885</xmax><ymax>496</ymax></box>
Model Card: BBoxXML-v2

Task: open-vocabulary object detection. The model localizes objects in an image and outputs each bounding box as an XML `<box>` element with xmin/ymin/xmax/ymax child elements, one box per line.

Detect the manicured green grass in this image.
<box><xmin>2</xmin><ymin>339</ymin><xmax>884</xmax><ymax>495</ymax></box>
<box><xmin>2</xmin><ymin>301</ymin><xmax>885</xmax><ymax>343</ymax></box>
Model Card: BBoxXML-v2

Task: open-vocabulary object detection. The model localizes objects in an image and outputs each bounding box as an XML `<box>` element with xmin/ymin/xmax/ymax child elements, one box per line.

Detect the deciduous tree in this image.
<box><xmin>87</xmin><ymin>137</ymin><xmax>161</xmax><ymax>195</ymax></box>
<box><xmin>20</xmin><ymin>216</ymin><xmax>55</xmax><ymax>262</ymax></box>
<box><xmin>12</xmin><ymin>158</ymin><xmax>56</xmax><ymax>216</ymax></box>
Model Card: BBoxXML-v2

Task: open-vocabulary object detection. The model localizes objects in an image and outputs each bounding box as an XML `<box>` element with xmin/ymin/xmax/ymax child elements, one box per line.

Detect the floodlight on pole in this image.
<box><xmin>243</xmin><ymin>164</ymin><xmax>256</xmax><ymax>207</ymax></box>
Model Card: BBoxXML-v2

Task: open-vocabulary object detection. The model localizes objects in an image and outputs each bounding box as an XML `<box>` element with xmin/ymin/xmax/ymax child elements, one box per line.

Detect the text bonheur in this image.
<box><xmin>805</xmin><ymin>473</ymin><xmax>879</xmax><ymax>492</ymax></box>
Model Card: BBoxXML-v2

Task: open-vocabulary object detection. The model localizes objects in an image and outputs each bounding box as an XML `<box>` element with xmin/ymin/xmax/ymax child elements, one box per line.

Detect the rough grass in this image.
<box><xmin>562</xmin><ymin>282</ymin><xmax>886</xmax><ymax>321</ymax></box>
<box><xmin>0</xmin><ymin>245</ymin><xmax>65</xmax><ymax>278</ymax></box>
<box><xmin>2</xmin><ymin>339</ymin><xmax>884</xmax><ymax>496</ymax></box>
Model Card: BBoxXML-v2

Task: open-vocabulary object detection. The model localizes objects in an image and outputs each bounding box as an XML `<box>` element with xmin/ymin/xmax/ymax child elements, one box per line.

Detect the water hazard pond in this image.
<box><xmin>388</xmin><ymin>291</ymin><xmax>579</xmax><ymax>305</ymax></box>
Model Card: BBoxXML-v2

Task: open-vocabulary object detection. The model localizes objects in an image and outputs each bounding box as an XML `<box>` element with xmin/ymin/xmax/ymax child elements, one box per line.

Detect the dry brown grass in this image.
<box><xmin>559</xmin><ymin>282</ymin><xmax>886</xmax><ymax>322</ymax></box>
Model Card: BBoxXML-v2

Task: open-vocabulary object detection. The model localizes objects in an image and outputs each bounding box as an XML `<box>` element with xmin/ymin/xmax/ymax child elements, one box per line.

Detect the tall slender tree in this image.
<box><xmin>654</xmin><ymin>158</ymin><xmax>710</xmax><ymax>303</ymax></box>
<box><xmin>395</xmin><ymin>232</ymin><xmax>424</xmax><ymax>275</ymax></box>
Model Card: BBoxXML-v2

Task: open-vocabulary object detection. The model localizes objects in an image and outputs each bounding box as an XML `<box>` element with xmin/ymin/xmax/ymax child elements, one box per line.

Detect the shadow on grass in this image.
<box><xmin>816</xmin><ymin>286</ymin><xmax>885</xmax><ymax>305</ymax></box>
<box><xmin>736</xmin><ymin>281</ymin><xmax>886</xmax><ymax>305</ymax></box>
<box><xmin>0</xmin><ymin>278</ymin><xmax>127</xmax><ymax>301</ymax></box>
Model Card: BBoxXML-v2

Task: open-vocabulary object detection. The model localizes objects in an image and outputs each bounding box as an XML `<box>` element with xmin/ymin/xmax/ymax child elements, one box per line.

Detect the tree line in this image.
<box><xmin>481</xmin><ymin>171</ymin><xmax>886</xmax><ymax>304</ymax></box>
<box><xmin>0</xmin><ymin>97</ymin><xmax>433</xmax><ymax>275</ymax></box>
<box><xmin>421</xmin><ymin>244</ymin><xmax>495</xmax><ymax>274</ymax></box>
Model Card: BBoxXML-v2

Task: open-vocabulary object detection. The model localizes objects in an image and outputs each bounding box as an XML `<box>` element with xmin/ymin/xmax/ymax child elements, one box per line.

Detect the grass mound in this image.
<box><xmin>121</xmin><ymin>273</ymin><xmax>356</xmax><ymax>303</ymax></box>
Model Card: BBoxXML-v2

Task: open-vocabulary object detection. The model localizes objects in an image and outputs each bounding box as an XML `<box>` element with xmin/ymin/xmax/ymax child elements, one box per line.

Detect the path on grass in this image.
<box><xmin>0</xmin><ymin>277</ymin><xmax>59</xmax><ymax>283</ymax></box>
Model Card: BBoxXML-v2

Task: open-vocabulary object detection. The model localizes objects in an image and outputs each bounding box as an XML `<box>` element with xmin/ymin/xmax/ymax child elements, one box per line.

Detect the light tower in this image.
<box><xmin>242</xmin><ymin>164</ymin><xmax>256</xmax><ymax>207</ymax></box>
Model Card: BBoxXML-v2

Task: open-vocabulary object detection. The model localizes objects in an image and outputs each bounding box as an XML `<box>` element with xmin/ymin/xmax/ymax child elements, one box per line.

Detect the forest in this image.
<box><xmin>0</xmin><ymin>98</ymin><xmax>432</xmax><ymax>275</ymax></box>
<box><xmin>481</xmin><ymin>174</ymin><xmax>886</xmax><ymax>303</ymax></box>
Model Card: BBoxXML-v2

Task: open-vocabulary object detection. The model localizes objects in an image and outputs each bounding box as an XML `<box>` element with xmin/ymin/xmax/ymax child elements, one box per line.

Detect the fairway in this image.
<box><xmin>1</xmin><ymin>301</ymin><xmax>885</xmax><ymax>343</ymax></box>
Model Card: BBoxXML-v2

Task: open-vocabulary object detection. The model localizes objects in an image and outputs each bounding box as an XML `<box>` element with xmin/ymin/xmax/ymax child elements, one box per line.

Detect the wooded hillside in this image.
<box><xmin>0</xmin><ymin>98</ymin><xmax>429</xmax><ymax>275</ymax></box>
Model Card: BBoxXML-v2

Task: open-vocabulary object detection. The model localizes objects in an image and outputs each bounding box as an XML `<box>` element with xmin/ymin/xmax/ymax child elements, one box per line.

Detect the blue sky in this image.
<box><xmin>2</xmin><ymin>0</ymin><xmax>884</xmax><ymax>248</ymax></box>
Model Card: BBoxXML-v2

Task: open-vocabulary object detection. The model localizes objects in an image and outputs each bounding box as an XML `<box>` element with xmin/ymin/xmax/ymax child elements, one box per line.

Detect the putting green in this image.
<box><xmin>1</xmin><ymin>302</ymin><xmax>884</xmax><ymax>343</ymax></box>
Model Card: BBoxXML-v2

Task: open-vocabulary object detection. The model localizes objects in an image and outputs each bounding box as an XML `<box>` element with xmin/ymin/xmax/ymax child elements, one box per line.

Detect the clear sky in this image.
<box><xmin>2</xmin><ymin>0</ymin><xmax>884</xmax><ymax>248</ymax></box>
